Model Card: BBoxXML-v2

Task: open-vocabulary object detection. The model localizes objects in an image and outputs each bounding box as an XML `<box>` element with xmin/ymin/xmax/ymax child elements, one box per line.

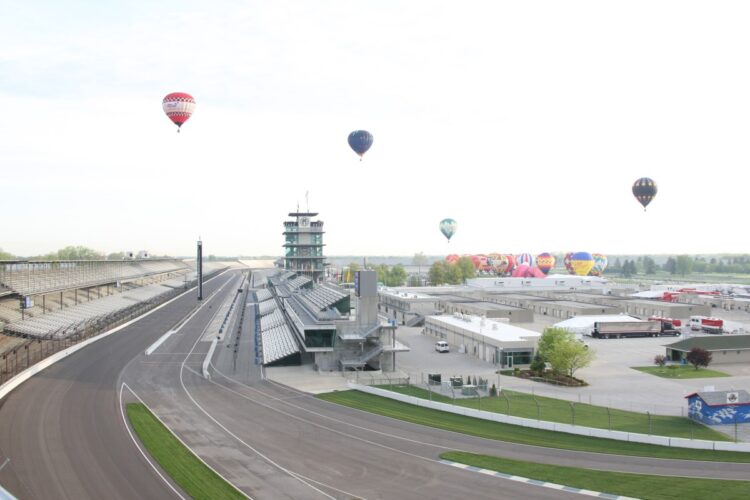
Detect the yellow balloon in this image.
<box><xmin>570</xmin><ymin>252</ymin><xmax>595</xmax><ymax>276</ymax></box>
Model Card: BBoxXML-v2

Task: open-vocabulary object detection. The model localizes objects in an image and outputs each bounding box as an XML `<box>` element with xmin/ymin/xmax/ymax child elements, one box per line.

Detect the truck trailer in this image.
<box><xmin>592</xmin><ymin>320</ymin><xmax>679</xmax><ymax>339</ymax></box>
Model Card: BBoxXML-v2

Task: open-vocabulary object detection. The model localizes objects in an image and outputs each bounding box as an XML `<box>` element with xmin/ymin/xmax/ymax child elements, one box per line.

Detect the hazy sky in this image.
<box><xmin>2</xmin><ymin>1</ymin><xmax>749</xmax><ymax>258</ymax></box>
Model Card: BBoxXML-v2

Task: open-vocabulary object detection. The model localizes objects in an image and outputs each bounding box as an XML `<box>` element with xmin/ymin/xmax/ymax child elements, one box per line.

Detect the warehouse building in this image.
<box><xmin>423</xmin><ymin>314</ymin><xmax>539</xmax><ymax>368</ymax></box>
<box><xmin>378</xmin><ymin>289</ymin><xmax>440</xmax><ymax>326</ymax></box>
<box><xmin>560</xmin><ymin>293</ymin><xmax>712</xmax><ymax>320</ymax></box>
<box><xmin>665</xmin><ymin>335</ymin><xmax>750</xmax><ymax>365</ymax></box>
<box><xmin>437</xmin><ymin>298</ymin><xmax>533</xmax><ymax>323</ymax></box>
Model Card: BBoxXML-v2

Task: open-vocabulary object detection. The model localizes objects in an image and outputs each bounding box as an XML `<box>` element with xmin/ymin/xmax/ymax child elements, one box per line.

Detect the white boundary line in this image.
<box><xmin>121</xmin><ymin>382</ymin><xmax>252</xmax><ymax>500</ymax></box>
<box><xmin>175</xmin><ymin>290</ymin><xmax>339</xmax><ymax>500</ymax></box>
<box><xmin>440</xmin><ymin>459</ymin><xmax>639</xmax><ymax>500</ymax></box>
<box><xmin>119</xmin><ymin>383</ymin><xmax>186</xmax><ymax>500</ymax></box>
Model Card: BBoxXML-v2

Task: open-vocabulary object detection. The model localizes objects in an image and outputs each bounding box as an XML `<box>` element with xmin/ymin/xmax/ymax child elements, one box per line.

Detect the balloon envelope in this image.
<box><xmin>570</xmin><ymin>252</ymin><xmax>595</xmax><ymax>276</ymax></box>
<box><xmin>516</xmin><ymin>253</ymin><xmax>534</xmax><ymax>267</ymax></box>
<box><xmin>591</xmin><ymin>253</ymin><xmax>608</xmax><ymax>276</ymax></box>
<box><xmin>536</xmin><ymin>252</ymin><xmax>555</xmax><ymax>275</ymax></box>
<box><xmin>632</xmin><ymin>177</ymin><xmax>657</xmax><ymax>209</ymax></box>
<box><xmin>445</xmin><ymin>254</ymin><xmax>460</xmax><ymax>264</ymax></box>
<box><xmin>162</xmin><ymin>92</ymin><xmax>195</xmax><ymax>129</ymax></box>
<box><xmin>563</xmin><ymin>252</ymin><xmax>574</xmax><ymax>274</ymax></box>
<box><xmin>512</xmin><ymin>264</ymin><xmax>531</xmax><ymax>278</ymax></box>
<box><xmin>348</xmin><ymin>130</ymin><xmax>374</xmax><ymax>157</ymax></box>
<box><xmin>439</xmin><ymin>219</ymin><xmax>457</xmax><ymax>241</ymax></box>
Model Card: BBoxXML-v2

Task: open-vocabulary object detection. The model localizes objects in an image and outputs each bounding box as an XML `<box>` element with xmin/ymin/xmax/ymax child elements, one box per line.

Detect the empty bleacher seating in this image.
<box><xmin>260</xmin><ymin>324</ymin><xmax>299</xmax><ymax>364</ymax></box>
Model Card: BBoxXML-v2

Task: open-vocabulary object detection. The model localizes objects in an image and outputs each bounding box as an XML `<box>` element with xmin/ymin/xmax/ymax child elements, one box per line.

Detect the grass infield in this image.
<box><xmin>375</xmin><ymin>384</ymin><xmax>727</xmax><ymax>441</ymax></box>
<box><xmin>633</xmin><ymin>365</ymin><xmax>730</xmax><ymax>379</ymax></box>
<box><xmin>440</xmin><ymin>451</ymin><xmax>750</xmax><ymax>500</ymax></box>
<box><xmin>316</xmin><ymin>390</ymin><xmax>750</xmax><ymax>462</ymax></box>
<box><xmin>126</xmin><ymin>403</ymin><xmax>246</xmax><ymax>500</ymax></box>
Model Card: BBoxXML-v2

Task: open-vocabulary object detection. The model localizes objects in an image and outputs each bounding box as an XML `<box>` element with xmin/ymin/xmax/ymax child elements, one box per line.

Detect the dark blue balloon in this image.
<box><xmin>348</xmin><ymin>130</ymin><xmax>373</xmax><ymax>157</ymax></box>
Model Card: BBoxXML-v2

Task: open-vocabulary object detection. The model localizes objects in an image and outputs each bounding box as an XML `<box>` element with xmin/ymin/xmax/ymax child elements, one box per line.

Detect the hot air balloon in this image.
<box><xmin>563</xmin><ymin>252</ymin><xmax>574</xmax><ymax>274</ymax></box>
<box><xmin>516</xmin><ymin>253</ymin><xmax>534</xmax><ymax>268</ymax></box>
<box><xmin>348</xmin><ymin>130</ymin><xmax>373</xmax><ymax>160</ymax></box>
<box><xmin>536</xmin><ymin>252</ymin><xmax>556</xmax><ymax>275</ymax></box>
<box><xmin>570</xmin><ymin>252</ymin><xmax>595</xmax><ymax>276</ymax></box>
<box><xmin>439</xmin><ymin>218</ymin><xmax>457</xmax><ymax>242</ymax></box>
<box><xmin>504</xmin><ymin>254</ymin><xmax>517</xmax><ymax>274</ymax></box>
<box><xmin>445</xmin><ymin>254</ymin><xmax>460</xmax><ymax>264</ymax></box>
<box><xmin>162</xmin><ymin>92</ymin><xmax>195</xmax><ymax>132</ymax></box>
<box><xmin>490</xmin><ymin>254</ymin><xmax>509</xmax><ymax>275</ymax></box>
<box><xmin>632</xmin><ymin>177</ymin><xmax>657</xmax><ymax>210</ymax></box>
<box><xmin>591</xmin><ymin>253</ymin><xmax>608</xmax><ymax>277</ymax></box>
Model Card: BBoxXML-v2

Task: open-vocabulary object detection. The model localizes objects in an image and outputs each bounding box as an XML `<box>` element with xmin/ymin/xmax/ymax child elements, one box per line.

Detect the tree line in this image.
<box><xmin>0</xmin><ymin>246</ymin><xmax>170</xmax><ymax>261</ymax></box>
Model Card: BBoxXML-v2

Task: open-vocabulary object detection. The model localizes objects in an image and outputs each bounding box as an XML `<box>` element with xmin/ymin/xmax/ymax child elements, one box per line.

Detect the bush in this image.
<box><xmin>530</xmin><ymin>354</ymin><xmax>546</xmax><ymax>374</ymax></box>
<box><xmin>489</xmin><ymin>384</ymin><xmax>497</xmax><ymax>397</ymax></box>
<box><xmin>654</xmin><ymin>354</ymin><xmax>667</xmax><ymax>367</ymax></box>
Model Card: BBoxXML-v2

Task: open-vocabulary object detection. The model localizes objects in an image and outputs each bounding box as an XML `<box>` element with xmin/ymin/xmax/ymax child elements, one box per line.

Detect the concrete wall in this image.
<box><xmin>350</xmin><ymin>383</ymin><xmax>750</xmax><ymax>452</ymax></box>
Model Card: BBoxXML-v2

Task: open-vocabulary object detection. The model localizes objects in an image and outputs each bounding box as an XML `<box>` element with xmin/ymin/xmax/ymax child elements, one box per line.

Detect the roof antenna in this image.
<box><xmin>305</xmin><ymin>190</ymin><xmax>309</xmax><ymax>212</ymax></box>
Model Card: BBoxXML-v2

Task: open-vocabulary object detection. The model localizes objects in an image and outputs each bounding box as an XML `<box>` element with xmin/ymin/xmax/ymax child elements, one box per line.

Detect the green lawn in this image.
<box><xmin>441</xmin><ymin>451</ymin><xmax>750</xmax><ymax>500</ymax></box>
<box><xmin>126</xmin><ymin>403</ymin><xmax>246</xmax><ymax>500</ymax></box>
<box><xmin>316</xmin><ymin>390</ymin><xmax>750</xmax><ymax>462</ymax></box>
<box><xmin>633</xmin><ymin>365</ymin><xmax>730</xmax><ymax>379</ymax></box>
<box><xmin>375</xmin><ymin>384</ymin><xmax>727</xmax><ymax>440</ymax></box>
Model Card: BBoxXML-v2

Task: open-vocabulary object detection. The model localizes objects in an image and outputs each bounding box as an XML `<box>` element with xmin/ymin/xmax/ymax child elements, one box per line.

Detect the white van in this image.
<box><xmin>435</xmin><ymin>341</ymin><xmax>450</xmax><ymax>353</ymax></box>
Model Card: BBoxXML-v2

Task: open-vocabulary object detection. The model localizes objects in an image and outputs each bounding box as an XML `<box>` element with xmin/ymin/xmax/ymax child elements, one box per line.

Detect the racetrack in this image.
<box><xmin>1</xmin><ymin>269</ymin><xmax>748</xmax><ymax>499</ymax></box>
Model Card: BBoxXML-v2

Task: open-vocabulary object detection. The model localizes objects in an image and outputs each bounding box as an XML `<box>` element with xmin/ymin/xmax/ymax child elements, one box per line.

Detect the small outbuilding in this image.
<box><xmin>665</xmin><ymin>335</ymin><xmax>750</xmax><ymax>365</ymax></box>
<box><xmin>686</xmin><ymin>390</ymin><xmax>750</xmax><ymax>425</ymax></box>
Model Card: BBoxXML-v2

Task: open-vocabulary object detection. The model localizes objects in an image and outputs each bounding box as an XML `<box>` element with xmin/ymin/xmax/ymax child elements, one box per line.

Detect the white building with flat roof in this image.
<box><xmin>424</xmin><ymin>314</ymin><xmax>540</xmax><ymax>368</ymax></box>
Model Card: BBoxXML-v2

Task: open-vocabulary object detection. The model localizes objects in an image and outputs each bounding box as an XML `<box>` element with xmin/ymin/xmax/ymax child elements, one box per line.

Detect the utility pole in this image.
<box><xmin>197</xmin><ymin>238</ymin><xmax>203</xmax><ymax>301</ymax></box>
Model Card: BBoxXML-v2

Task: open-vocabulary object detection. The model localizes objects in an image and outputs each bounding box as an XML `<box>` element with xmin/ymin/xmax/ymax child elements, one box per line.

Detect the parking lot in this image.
<box><xmin>394</xmin><ymin>319</ymin><xmax>750</xmax><ymax>418</ymax></box>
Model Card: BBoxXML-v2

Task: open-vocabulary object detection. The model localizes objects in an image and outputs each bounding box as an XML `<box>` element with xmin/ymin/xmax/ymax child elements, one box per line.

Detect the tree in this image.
<box><xmin>429</xmin><ymin>261</ymin><xmax>447</xmax><ymax>285</ymax></box>
<box><xmin>107</xmin><ymin>252</ymin><xmax>125</xmax><ymax>260</ymax></box>
<box><xmin>387</xmin><ymin>264</ymin><xmax>407</xmax><ymax>286</ymax></box>
<box><xmin>456</xmin><ymin>256</ymin><xmax>476</xmax><ymax>281</ymax></box>
<box><xmin>538</xmin><ymin>327</ymin><xmax>594</xmax><ymax>378</ymax></box>
<box><xmin>676</xmin><ymin>255</ymin><xmax>694</xmax><ymax>277</ymax></box>
<box><xmin>643</xmin><ymin>256</ymin><xmax>657</xmax><ymax>274</ymax></box>
<box><xmin>445</xmin><ymin>263</ymin><xmax>463</xmax><ymax>284</ymax></box>
<box><xmin>686</xmin><ymin>347</ymin><xmax>712</xmax><ymax>370</ymax></box>
<box><xmin>0</xmin><ymin>248</ymin><xmax>14</xmax><ymax>260</ymax></box>
<box><xmin>663</xmin><ymin>257</ymin><xmax>677</xmax><ymax>275</ymax></box>
<box><xmin>412</xmin><ymin>252</ymin><xmax>428</xmax><ymax>284</ymax></box>
<box><xmin>654</xmin><ymin>354</ymin><xmax>667</xmax><ymax>367</ymax></box>
<box><xmin>621</xmin><ymin>259</ymin><xmax>633</xmax><ymax>277</ymax></box>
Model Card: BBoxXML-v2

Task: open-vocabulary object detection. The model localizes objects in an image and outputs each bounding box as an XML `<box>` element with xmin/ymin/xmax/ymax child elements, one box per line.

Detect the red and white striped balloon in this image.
<box><xmin>162</xmin><ymin>92</ymin><xmax>195</xmax><ymax>132</ymax></box>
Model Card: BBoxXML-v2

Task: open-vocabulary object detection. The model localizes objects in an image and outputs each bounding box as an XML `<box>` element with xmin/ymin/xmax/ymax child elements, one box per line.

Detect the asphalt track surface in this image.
<box><xmin>1</xmin><ymin>270</ymin><xmax>749</xmax><ymax>499</ymax></box>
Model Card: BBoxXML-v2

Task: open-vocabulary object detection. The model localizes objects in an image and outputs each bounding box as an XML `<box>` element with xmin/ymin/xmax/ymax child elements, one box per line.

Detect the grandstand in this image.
<box><xmin>0</xmin><ymin>259</ymin><xmax>203</xmax><ymax>338</ymax></box>
<box><xmin>0</xmin><ymin>259</ymin><xmax>188</xmax><ymax>297</ymax></box>
<box><xmin>255</xmin><ymin>289</ymin><xmax>273</xmax><ymax>303</ymax></box>
<box><xmin>4</xmin><ymin>281</ymin><xmax>181</xmax><ymax>338</ymax></box>
<box><xmin>298</xmin><ymin>285</ymin><xmax>349</xmax><ymax>313</ymax></box>
<box><xmin>263</xmin><ymin>269</ymin><xmax>406</xmax><ymax>371</ymax></box>
<box><xmin>286</xmin><ymin>275</ymin><xmax>312</xmax><ymax>291</ymax></box>
<box><xmin>260</xmin><ymin>324</ymin><xmax>299</xmax><ymax>365</ymax></box>
<box><xmin>260</xmin><ymin>309</ymin><xmax>286</xmax><ymax>331</ymax></box>
<box><xmin>254</xmin><ymin>288</ymin><xmax>301</xmax><ymax>365</ymax></box>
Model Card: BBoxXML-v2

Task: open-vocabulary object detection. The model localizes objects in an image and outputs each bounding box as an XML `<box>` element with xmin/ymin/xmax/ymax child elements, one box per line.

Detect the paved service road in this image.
<box><xmin>2</xmin><ymin>269</ymin><xmax>750</xmax><ymax>499</ymax></box>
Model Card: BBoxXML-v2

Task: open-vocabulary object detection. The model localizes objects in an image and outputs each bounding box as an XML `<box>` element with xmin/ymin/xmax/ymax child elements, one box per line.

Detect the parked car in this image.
<box><xmin>435</xmin><ymin>341</ymin><xmax>450</xmax><ymax>353</ymax></box>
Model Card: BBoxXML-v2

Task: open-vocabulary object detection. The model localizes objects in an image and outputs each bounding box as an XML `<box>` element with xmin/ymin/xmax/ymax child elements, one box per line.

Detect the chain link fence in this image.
<box><xmin>349</xmin><ymin>370</ymin><xmax>730</xmax><ymax>441</ymax></box>
<box><xmin>0</xmin><ymin>271</ymin><xmax>223</xmax><ymax>386</ymax></box>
